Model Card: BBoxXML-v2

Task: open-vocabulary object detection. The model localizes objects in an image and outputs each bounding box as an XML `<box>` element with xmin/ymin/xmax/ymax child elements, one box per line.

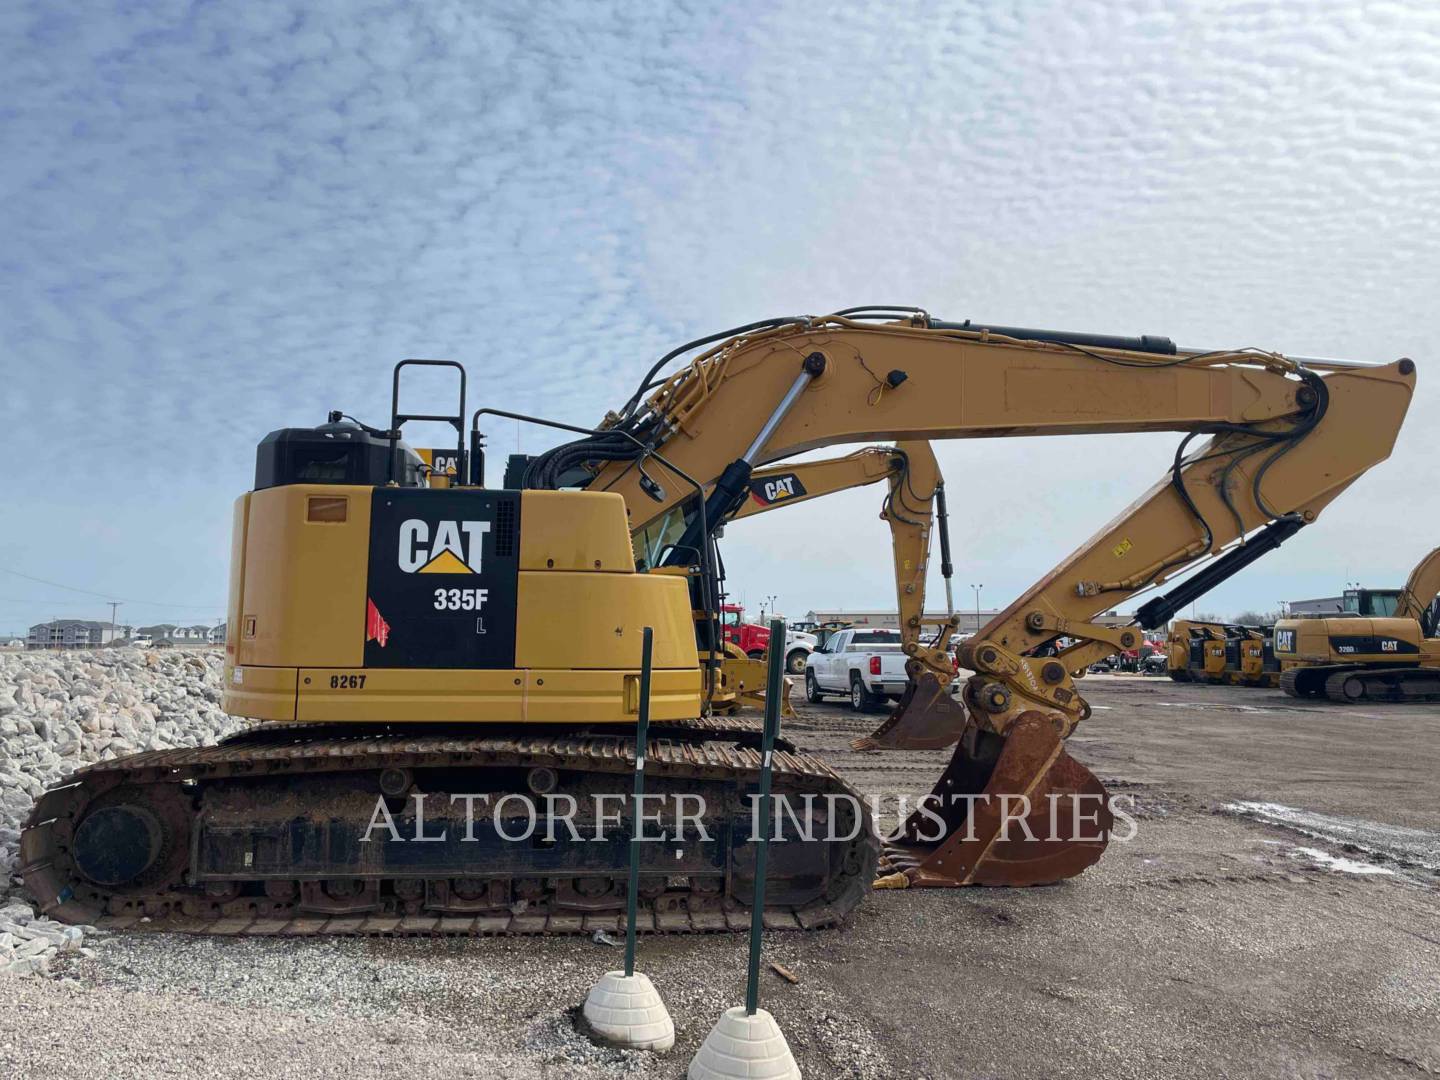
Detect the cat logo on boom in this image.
<box><xmin>397</xmin><ymin>519</ymin><xmax>491</xmax><ymax>574</ymax></box>
<box><xmin>748</xmin><ymin>473</ymin><xmax>808</xmax><ymax>507</ymax></box>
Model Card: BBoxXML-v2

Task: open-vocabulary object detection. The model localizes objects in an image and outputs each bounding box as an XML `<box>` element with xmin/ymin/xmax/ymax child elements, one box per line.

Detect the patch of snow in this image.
<box><xmin>1290</xmin><ymin>846</ymin><xmax>1394</xmax><ymax>876</ymax></box>
<box><xmin>1223</xmin><ymin>801</ymin><xmax>1440</xmax><ymax>872</ymax></box>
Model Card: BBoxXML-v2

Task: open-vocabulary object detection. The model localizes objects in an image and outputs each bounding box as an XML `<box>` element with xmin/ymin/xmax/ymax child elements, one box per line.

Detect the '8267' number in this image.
<box><xmin>433</xmin><ymin>587</ymin><xmax>489</xmax><ymax>611</ymax></box>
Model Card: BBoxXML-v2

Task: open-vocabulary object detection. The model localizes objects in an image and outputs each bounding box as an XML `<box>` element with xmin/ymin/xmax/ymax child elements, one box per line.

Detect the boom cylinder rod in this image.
<box><xmin>743</xmin><ymin>361</ymin><xmax>820</xmax><ymax>463</ymax></box>
<box><xmin>661</xmin><ymin>355</ymin><xmax>824</xmax><ymax>566</ymax></box>
<box><xmin>935</xmin><ymin>481</ymin><xmax>955</xmax><ymax>616</ymax></box>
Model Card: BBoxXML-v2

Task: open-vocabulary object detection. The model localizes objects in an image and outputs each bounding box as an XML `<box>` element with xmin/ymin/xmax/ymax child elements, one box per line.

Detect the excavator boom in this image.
<box><xmin>569</xmin><ymin>313</ymin><xmax>1416</xmax><ymax>886</ymax></box>
<box><xmin>1398</xmin><ymin>546</ymin><xmax>1440</xmax><ymax>632</ymax></box>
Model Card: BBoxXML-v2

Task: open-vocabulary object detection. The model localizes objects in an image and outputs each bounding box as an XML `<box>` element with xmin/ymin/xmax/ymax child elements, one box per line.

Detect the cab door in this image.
<box><xmin>822</xmin><ymin>630</ymin><xmax>849</xmax><ymax>687</ymax></box>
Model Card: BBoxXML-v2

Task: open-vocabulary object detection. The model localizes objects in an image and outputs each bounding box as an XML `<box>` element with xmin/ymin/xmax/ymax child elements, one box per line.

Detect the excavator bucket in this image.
<box><xmin>874</xmin><ymin>712</ymin><xmax>1111</xmax><ymax>887</ymax></box>
<box><xmin>852</xmin><ymin>670</ymin><xmax>970</xmax><ymax>751</ymax></box>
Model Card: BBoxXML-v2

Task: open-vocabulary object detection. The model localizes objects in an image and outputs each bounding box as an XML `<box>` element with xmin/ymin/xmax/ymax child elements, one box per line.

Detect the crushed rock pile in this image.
<box><xmin>0</xmin><ymin>648</ymin><xmax>243</xmax><ymax>975</ymax></box>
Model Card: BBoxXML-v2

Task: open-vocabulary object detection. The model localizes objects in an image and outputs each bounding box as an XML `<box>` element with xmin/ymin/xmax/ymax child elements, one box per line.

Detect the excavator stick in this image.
<box><xmin>874</xmin><ymin>714</ymin><xmax>1111</xmax><ymax>888</ymax></box>
<box><xmin>852</xmin><ymin>670</ymin><xmax>969</xmax><ymax>751</ymax></box>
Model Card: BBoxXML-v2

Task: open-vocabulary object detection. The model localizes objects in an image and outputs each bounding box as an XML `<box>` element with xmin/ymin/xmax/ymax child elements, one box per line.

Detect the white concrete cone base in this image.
<box><xmin>688</xmin><ymin>1005</ymin><xmax>801</xmax><ymax>1080</ymax></box>
<box><xmin>582</xmin><ymin>971</ymin><xmax>675</xmax><ymax>1051</ymax></box>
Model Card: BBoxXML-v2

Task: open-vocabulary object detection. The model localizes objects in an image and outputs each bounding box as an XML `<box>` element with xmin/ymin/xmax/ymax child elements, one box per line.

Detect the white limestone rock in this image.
<box><xmin>0</xmin><ymin>647</ymin><xmax>243</xmax><ymax>975</ymax></box>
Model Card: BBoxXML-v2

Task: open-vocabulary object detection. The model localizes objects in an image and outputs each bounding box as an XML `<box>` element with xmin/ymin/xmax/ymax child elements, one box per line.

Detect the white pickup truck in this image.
<box><xmin>803</xmin><ymin>627</ymin><xmax>913</xmax><ymax>710</ymax></box>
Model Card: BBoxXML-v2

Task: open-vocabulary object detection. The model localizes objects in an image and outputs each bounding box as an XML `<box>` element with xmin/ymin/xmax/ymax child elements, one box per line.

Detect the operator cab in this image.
<box><xmin>1341</xmin><ymin>588</ymin><xmax>1401</xmax><ymax>617</ymax></box>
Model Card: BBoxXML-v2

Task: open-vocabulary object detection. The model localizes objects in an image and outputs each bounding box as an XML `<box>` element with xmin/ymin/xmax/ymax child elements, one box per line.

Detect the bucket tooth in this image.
<box><xmin>878</xmin><ymin>711</ymin><xmax>1110</xmax><ymax>887</ymax></box>
<box><xmin>852</xmin><ymin>671</ymin><xmax>969</xmax><ymax>751</ymax></box>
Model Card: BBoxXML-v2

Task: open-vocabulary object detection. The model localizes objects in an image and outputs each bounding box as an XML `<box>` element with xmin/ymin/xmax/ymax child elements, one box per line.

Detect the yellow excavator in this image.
<box><xmin>708</xmin><ymin>441</ymin><xmax>951</xmax><ymax>712</ymax></box>
<box><xmin>21</xmin><ymin>309</ymin><xmax>1414</xmax><ymax>934</ymax></box>
<box><xmin>1275</xmin><ymin>546</ymin><xmax>1440</xmax><ymax>701</ymax></box>
<box><xmin>734</xmin><ymin>440</ymin><xmax>957</xmax><ymax>668</ymax></box>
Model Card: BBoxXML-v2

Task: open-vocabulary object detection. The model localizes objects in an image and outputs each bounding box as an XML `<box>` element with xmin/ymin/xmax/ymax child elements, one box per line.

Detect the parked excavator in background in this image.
<box><xmin>1276</xmin><ymin>546</ymin><xmax>1440</xmax><ymax>701</ymax></box>
<box><xmin>706</xmin><ymin>441</ymin><xmax>950</xmax><ymax>709</ymax></box>
<box><xmin>21</xmin><ymin>308</ymin><xmax>1415</xmax><ymax>933</ymax></box>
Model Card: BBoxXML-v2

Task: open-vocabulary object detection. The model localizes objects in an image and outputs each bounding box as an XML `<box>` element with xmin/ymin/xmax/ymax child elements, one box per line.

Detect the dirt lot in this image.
<box><xmin>4</xmin><ymin>676</ymin><xmax>1438</xmax><ymax>1079</ymax></box>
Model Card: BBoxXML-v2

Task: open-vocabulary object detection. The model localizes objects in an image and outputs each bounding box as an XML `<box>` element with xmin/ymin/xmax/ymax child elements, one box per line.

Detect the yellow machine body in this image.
<box><xmin>223</xmin><ymin>484</ymin><xmax>701</xmax><ymax>724</ymax></box>
<box><xmin>1274</xmin><ymin>615</ymin><xmax>1432</xmax><ymax>668</ymax></box>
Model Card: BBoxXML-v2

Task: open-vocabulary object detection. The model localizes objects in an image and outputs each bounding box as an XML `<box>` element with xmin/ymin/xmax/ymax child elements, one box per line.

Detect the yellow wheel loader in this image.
<box><xmin>20</xmin><ymin>310</ymin><xmax>1415</xmax><ymax>933</ymax></box>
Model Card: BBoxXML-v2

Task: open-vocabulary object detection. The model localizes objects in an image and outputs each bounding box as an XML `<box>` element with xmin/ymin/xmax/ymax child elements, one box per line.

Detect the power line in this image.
<box><xmin>0</xmin><ymin>567</ymin><xmax>218</xmax><ymax>609</ymax></box>
<box><xmin>0</xmin><ymin>596</ymin><xmax>115</xmax><ymax>607</ymax></box>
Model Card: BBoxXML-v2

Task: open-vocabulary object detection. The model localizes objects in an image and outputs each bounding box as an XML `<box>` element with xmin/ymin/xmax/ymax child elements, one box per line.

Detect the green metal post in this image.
<box><xmin>745</xmin><ymin>618</ymin><xmax>787</xmax><ymax>1015</ymax></box>
<box><xmin>624</xmin><ymin>626</ymin><xmax>653</xmax><ymax>978</ymax></box>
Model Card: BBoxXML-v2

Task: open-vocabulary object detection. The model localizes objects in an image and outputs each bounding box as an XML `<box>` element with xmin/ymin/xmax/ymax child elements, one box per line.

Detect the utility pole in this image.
<box><xmin>108</xmin><ymin>602</ymin><xmax>121</xmax><ymax>645</ymax></box>
<box><xmin>970</xmin><ymin>584</ymin><xmax>983</xmax><ymax>634</ymax></box>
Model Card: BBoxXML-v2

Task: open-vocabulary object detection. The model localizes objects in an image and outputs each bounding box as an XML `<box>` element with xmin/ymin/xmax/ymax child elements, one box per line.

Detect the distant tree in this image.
<box><xmin>1232</xmin><ymin>609</ymin><xmax>1281</xmax><ymax>626</ymax></box>
<box><xmin>1192</xmin><ymin>611</ymin><xmax>1223</xmax><ymax>623</ymax></box>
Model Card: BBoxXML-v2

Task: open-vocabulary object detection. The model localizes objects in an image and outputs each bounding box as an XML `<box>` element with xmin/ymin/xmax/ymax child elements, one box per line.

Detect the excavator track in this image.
<box><xmin>1280</xmin><ymin>667</ymin><xmax>1328</xmax><ymax>698</ymax></box>
<box><xmin>1322</xmin><ymin>666</ymin><xmax>1440</xmax><ymax>703</ymax></box>
<box><xmin>1282</xmin><ymin>664</ymin><xmax>1440</xmax><ymax>702</ymax></box>
<box><xmin>19</xmin><ymin>720</ymin><xmax>876</xmax><ymax>936</ymax></box>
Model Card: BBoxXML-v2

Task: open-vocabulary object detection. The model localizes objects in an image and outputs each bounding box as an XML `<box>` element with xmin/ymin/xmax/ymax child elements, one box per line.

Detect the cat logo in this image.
<box><xmin>417</xmin><ymin>448</ymin><xmax>460</xmax><ymax>477</ymax></box>
<box><xmin>398</xmin><ymin>519</ymin><xmax>490</xmax><ymax>574</ymax></box>
<box><xmin>749</xmin><ymin>473</ymin><xmax>807</xmax><ymax>507</ymax></box>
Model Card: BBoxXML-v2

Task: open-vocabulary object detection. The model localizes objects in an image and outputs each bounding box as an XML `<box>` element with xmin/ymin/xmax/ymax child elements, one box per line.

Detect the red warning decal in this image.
<box><xmin>366</xmin><ymin>598</ymin><xmax>391</xmax><ymax>647</ymax></box>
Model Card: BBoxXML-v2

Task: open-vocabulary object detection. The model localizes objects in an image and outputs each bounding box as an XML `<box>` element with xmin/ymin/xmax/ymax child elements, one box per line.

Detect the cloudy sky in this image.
<box><xmin>3</xmin><ymin>1</ymin><xmax>1438</xmax><ymax>633</ymax></box>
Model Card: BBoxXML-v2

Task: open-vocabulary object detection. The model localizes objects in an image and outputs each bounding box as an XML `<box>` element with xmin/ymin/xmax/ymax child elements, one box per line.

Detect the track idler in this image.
<box><xmin>874</xmin><ymin>711</ymin><xmax>1111</xmax><ymax>888</ymax></box>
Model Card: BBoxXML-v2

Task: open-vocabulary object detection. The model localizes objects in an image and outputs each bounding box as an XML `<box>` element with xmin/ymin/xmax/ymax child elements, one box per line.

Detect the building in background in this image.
<box><xmin>1287</xmin><ymin>595</ymin><xmax>1347</xmax><ymax>617</ymax></box>
<box><xmin>26</xmin><ymin>620</ymin><xmax>127</xmax><ymax>649</ymax></box>
<box><xmin>133</xmin><ymin>622</ymin><xmax>225</xmax><ymax>646</ymax></box>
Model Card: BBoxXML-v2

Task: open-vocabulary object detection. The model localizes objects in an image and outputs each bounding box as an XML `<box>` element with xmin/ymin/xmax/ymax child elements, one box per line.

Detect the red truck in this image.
<box><xmin>721</xmin><ymin>604</ymin><xmax>770</xmax><ymax>656</ymax></box>
<box><xmin>719</xmin><ymin>604</ymin><xmax>817</xmax><ymax>674</ymax></box>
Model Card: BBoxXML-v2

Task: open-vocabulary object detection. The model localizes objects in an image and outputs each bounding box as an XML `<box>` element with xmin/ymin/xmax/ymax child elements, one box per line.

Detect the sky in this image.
<box><xmin>2</xmin><ymin>0</ymin><xmax>1438</xmax><ymax>634</ymax></box>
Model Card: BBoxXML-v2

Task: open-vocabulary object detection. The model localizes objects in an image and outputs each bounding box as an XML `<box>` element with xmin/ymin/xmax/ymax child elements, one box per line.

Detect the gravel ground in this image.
<box><xmin>2</xmin><ymin>661</ymin><xmax>1438</xmax><ymax>1077</ymax></box>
